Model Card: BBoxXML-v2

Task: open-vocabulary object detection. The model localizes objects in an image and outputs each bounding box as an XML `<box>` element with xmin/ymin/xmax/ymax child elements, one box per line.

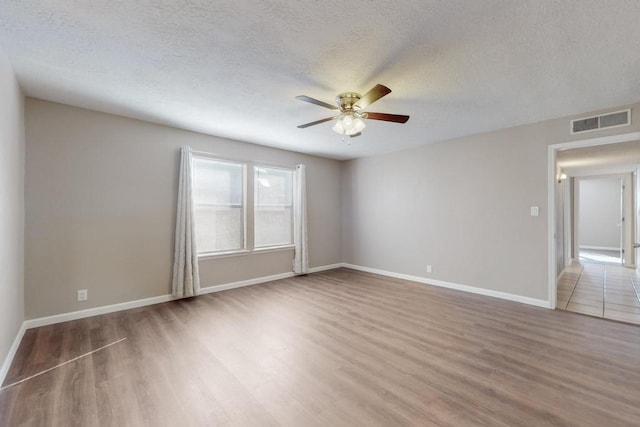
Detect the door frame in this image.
<box><xmin>636</xmin><ymin>167</ymin><xmax>640</xmax><ymax>272</ymax></box>
<box><xmin>620</xmin><ymin>175</ymin><xmax>635</xmax><ymax>267</ymax></box>
<box><xmin>548</xmin><ymin>131</ymin><xmax>640</xmax><ymax>309</ymax></box>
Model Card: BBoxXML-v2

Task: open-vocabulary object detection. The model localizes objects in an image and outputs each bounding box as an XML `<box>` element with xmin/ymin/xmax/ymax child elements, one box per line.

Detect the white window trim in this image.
<box><xmin>198</xmin><ymin>249</ymin><xmax>251</xmax><ymax>260</ymax></box>
<box><xmin>192</xmin><ymin>154</ymin><xmax>248</xmax><ymax>255</ymax></box>
<box><xmin>252</xmin><ymin>244</ymin><xmax>295</xmax><ymax>254</ymax></box>
<box><xmin>253</xmin><ymin>164</ymin><xmax>295</xmax><ymax>250</ymax></box>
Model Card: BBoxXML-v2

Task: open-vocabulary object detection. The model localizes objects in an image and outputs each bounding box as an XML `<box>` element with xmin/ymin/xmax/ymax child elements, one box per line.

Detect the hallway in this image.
<box><xmin>558</xmin><ymin>261</ymin><xmax>640</xmax><ymax>325</ymax></box>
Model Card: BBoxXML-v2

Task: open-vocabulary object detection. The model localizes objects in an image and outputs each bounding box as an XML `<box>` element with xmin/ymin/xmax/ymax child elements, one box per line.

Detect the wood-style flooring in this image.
<box><xmin>2</xmin><ymin>268</ymin><xmax>640</xmax><ymax>426</ymax></box>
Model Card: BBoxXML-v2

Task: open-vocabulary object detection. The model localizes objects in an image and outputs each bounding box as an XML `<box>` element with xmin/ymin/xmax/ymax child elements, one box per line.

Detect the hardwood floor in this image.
<box><xmin>2</xmin><ymin>268</ymin><xmax>640</xmax><ymax>426</ymax></box>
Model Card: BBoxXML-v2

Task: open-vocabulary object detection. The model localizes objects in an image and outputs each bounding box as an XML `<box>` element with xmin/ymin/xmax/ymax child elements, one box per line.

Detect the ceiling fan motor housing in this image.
<box><xmin>336</xmin><ymin>92</ymin><xmax>362</xmax><ymax>111</ymax></box>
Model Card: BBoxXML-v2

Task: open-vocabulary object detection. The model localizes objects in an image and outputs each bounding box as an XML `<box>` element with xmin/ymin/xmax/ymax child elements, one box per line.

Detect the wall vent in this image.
<box><xmin>571</xmin><ymin>109</ymin><xmax>631</xmax><ymax>134</ymax></box>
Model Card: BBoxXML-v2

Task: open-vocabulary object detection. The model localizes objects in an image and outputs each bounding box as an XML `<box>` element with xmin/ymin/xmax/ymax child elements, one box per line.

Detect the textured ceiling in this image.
<box><xmin>1</xmin><ymin>1</ymin><xmax>640</xmax><ymax>160</ymax></box>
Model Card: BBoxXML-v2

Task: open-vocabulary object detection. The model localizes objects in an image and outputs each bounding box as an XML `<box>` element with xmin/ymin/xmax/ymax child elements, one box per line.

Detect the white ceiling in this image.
<box><xmin>2</xmin><ymin>1</ymin><xmax>640</xmax><ymax>160</ymax></box>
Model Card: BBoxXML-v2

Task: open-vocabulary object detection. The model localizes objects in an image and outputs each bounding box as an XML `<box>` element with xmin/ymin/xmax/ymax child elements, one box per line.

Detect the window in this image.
<box><xmin>193</xmin><ymin>157</ymin><xmax>246</xmax><ymax>254</ymax></box>
<box><xmin>254</xmin><ymin>166</ymin><xmax>293</xmax><ymax>248</ymax></box>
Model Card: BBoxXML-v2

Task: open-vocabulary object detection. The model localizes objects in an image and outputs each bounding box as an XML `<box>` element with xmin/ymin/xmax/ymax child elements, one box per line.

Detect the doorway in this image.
<box><xmin>557</xmin><ymin>172</ymin><xmax>639</xmax><ymax>324</ymax></box>
<box><xmin>548</xmin><ymin>133</ymin><xmax>640</xmax><ymax>316</ymax></box>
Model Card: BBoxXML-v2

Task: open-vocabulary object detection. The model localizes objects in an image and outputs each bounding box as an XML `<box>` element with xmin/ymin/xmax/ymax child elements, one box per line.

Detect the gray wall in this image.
<box><xmin>25</xmin><ymin>99</ymin><xmax>342</xmax><ymax>318</ymax></box>
<box><xmin>0</xmin><ymin>48</ymin><xmax>25</xmax><ymax>365</ymax></box>
<box><xmin>23</xmin><ymin>96</ymin><xmax>640</xmax><ymax>317</ymax></box>
<box><xmin>579</xmin><ymin>178</ymin><xmax>621</xmax><ymax>249</ymax></box>
<box><xmin>342</xmin><ymin>103</ymin><xmax>640</xmax><ymax>301</ymax></box>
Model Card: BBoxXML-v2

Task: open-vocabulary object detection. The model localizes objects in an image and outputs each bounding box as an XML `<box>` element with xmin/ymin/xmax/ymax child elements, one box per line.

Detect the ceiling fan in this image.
<box><xmin>295</xmin><ymin>84</ymin><xmax>409</xmax><ymax>137</ymax></box>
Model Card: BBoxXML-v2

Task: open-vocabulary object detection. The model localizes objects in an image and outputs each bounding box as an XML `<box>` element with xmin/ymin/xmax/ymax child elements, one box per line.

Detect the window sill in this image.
<box><xmin>253</xmin><ymin>244</ymin><xmax>295</xmax><ymax>254</ymax></box>
<box><xmin>198</xmin><ymin>249</ymin><xmax>250</xmax><ymax>260</ymax></box>
<box><xmin>197</xmin><ymin>245</ymin><xmax>294</xmax><ymax>260</ymax></box>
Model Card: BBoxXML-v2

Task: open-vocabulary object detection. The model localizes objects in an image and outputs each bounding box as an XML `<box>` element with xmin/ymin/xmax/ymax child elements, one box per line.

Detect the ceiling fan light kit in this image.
<box><xmin>332</xmin><ymin>112</ymin><xmax>366</xmax><ymax>135</ymax></box>
<box><xmin>296</xmin><ymin>84</ymin><xmax>409</xmax><ymax>138</ymax></box>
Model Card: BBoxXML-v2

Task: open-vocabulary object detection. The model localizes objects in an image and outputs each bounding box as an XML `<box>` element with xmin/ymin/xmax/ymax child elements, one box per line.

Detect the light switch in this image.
<box><xmin>530</xmin><ymin>206</ymin><xmax>539</xmax><ymax>217</ymax></box>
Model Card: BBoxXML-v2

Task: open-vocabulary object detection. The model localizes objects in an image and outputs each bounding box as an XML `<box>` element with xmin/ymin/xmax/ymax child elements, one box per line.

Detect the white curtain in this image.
<box><xmin>172</xmin><ymin>146</ymin><xmax>200</xmax><ymax>297</ymax></box>
<box><xmin>293</xmin><ymin>164</ymin><xmax>309</xmax><ymax>274</ymax></box>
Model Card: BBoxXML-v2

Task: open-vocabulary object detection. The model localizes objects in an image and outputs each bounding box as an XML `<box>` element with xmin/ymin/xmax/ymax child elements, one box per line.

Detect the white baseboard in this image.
<box><xmin>23</xmin><ymin>263</ymin><xmax>344</xmax><ymax>330</ymax></box>
<box><xmin>579</xmin><ymin>246</ymin><xmax>620</xmax><ymax>251</ymax></box>
<box><xmin>309</xmin><ymin>263</ymin><xmax>343</xmax><ymax>273</ymax></box>
<box><xmin>0</xmin><ymin>322</ymin><xmax>26</xmax><ymax>386</ymax></box>
<box><xmin>24</xmin><ymin>294</ymin><xmax>176</xmax><ymax>330</ymax></box>
<box><xmin>197</xmin><ymin>264</ymin><xmax>345</xmax><ymax>294</ymax></box>
<box><xmin>199</xmin><ymin>271</ymin><xmax>295</xmax><ymax>295</ymax></box>
<box><xmin>3</xmin><ymin>265</ymin><xmax>342</xmax><ymax>385</ymax></box>
<box><xmin>6</xmin><ymin>261</ymin><xmax>550</xmax><ymax>385</ymax></box>
<box><xmin>342</xmin><ymin>263</ymin><xmax>552</xmax><ymax>309</ymax></box>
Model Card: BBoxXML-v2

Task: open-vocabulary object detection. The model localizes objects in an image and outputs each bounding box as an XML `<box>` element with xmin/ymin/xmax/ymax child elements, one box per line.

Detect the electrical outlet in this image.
<box><xmin>426</xmin><ymin>265</ymin><xmax>432</xmax><ymax>273</ymax></box>
<box><xmin>77</xmin><ymin>289</ymin><xmax>88</xmax><ymax>302</ymax></box>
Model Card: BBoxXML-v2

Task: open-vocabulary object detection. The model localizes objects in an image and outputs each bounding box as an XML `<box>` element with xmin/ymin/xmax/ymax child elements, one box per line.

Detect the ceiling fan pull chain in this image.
<box><xmin>341</xmin><ymin>134</ymin><xmax>351</xmax><ymax>146</ymax></box>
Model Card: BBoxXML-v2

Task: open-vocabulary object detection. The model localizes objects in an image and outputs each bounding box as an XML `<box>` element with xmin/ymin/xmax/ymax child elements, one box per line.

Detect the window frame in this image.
<box><xmin>253</xmin><ymin>164</ymin><xmax>295</xmax><ymax>250</ymax></box>
<box><xmin>192</xmin><ymin>154</ymin><xmax>248</xmax><ymax>259</ymax></box>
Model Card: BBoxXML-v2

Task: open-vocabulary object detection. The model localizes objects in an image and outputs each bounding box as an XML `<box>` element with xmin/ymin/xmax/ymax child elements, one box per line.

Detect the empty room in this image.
<box><xmin>1</xmin><ymin>1</ymin><xmax>639</xmax><ymax>426</ymax></box>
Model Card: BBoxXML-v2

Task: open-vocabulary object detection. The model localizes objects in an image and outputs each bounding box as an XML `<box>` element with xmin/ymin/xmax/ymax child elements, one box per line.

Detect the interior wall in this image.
<box><xmin>25</xmin><ymin>99</ymin><xmax>342</xmax><ymax>319</ymax></box>
<box><xmin>23</xmin><ymin>96</ymin><xmax>640</xmax><ymax>317</ymax></box>
<box><xmin>578</xmin><ymin>178</ymin><xmax>621</xmax><ymax>250</ymax></box>
<box><xmin>0</xmin><ymin>48</ymin><xmax>25</xmax><ymax>366</ymax></box>
<box><xmin>342</xmin><ymin>102</ymin><xmax>640</xmax><ymax>302</ymax></box>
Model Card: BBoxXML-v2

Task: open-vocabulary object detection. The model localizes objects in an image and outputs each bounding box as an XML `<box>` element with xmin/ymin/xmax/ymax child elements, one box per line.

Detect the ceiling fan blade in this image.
<box><xmin>297</xmin><ymin>116</ymin><xmax>336</xmax><ymax>128</ymax></box>
<box><xmin>354</xmin><ymin>84</ymin><xmax>392</xmax><ymax>109</ymax></box>
<box><xmin>366</xmin><ymin>112</ymin><xmax>410</xmax><ymax>123</ymax></box>
<box><xmin>295</xmin><ymin>95</ymin><xmax>339</xmax><ymax>110</ymax></box>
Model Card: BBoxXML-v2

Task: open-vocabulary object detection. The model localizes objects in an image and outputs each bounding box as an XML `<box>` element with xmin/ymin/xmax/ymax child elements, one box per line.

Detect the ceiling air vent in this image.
<box><xmin>571</xmin><ymin>109</ymin><xmax>631</xmax><ymax>134</ymax></box>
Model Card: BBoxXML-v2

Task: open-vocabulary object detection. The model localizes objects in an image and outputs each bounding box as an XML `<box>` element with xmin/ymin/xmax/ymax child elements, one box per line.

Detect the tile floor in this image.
<box><xmin>557</xmin><ymin>261</ymin><xmax>640</xmax><ymax>325</ymax></box>
<box><xmin>578</xmin><ymin>248</ymin><xmax>622</xmax><ymax>264</ymax></box>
